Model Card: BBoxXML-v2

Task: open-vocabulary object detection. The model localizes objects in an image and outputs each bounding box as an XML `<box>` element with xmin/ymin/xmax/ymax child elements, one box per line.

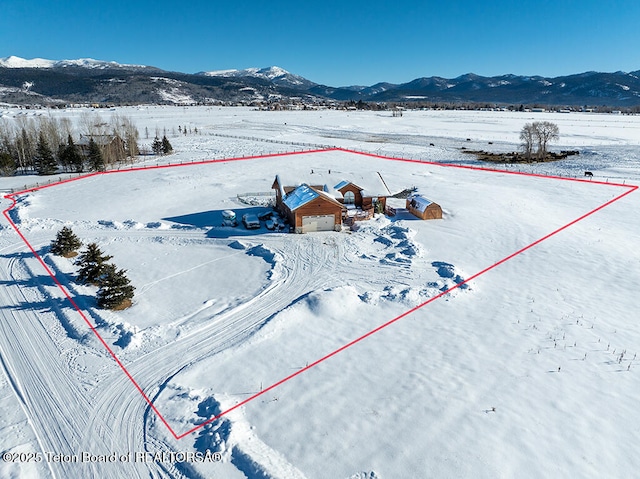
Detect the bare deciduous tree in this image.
<box><xmin>0</xmin><ymin>111</ymin><xmax>140</xmax><ymax>176</ymax></box>
<box><xmin>520</xmin><ymin>123</ymin><xmax>536</xmax><ymax>159</ymax></box>
<box><xmin>14</xmin><ymin>117</ymin><xmax>37</xmax><ymax>173</ymax></box>
<box><xmin>535</xmin><ymin>121</ymin><xmax>559</xmax><ymax>159</ymax></box>
<box><xmin>80</xmin><ymin>111</ymin><xmax>108</xmax><ymax>138</ymax></box>
<box><xmin>116</xmin><ymin>115</ymin><xmax>139</xmax><ymax>159</ymax></box>
<box><xmin>520</xmin><ymin>121</ymin><xmax>559</xmax><ymax>160</ymax></box>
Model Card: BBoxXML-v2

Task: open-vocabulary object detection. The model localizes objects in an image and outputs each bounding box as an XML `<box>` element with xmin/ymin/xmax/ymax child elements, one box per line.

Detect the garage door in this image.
<box><xmin>301</xmin><ymin>215</ymin><xmax>335</xmax><ymax>233</ymax></box>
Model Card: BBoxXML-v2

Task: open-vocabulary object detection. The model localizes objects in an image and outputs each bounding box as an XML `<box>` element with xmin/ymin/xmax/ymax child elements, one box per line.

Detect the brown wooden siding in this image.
<box><xmin>338</xmin><ymin>184</ymin><xmax>363</xmax><ymax>207</ymax></box>
<box><xmin>293</xmin><ymin>197</ymin><xmax>343</xmax><ymax>228</ymax></box>
<box><xmin>406</xmin><ymin>200</ymin><xmax>443</xmax><ymax>220</ymax></box>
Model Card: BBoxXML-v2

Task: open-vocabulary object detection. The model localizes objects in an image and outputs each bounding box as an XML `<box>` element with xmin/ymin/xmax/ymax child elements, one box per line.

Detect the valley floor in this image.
<box><xmin>0</xmin><ymin>107</ymin><xmax>639</xmax><ymax>478</ymax></box>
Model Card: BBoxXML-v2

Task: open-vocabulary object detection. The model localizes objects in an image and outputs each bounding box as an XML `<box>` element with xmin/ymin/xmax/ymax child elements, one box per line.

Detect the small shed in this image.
<box><xmin>406</xmin><ymin>195</ymin><xmax>442</xmax><ymax>220</ymax></box>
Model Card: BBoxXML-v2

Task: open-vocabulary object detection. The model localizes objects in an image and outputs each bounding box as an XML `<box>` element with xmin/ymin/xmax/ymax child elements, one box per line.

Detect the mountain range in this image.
<box><xmin>1</xmin><ymin>56</ymin><xmax>639</xmax><ymax>107</ymax></box>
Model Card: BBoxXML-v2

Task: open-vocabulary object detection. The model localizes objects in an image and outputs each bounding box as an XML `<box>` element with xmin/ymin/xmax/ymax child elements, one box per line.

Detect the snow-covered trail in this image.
<box><xmin>83</xmin><ymin>233</ymin><xmax>350</xmax><ymax>429</ymax></box>
<box><xmin>0</xmin><ymin>239</ymin><xmax>175</xmax><ymax>478</ymax></box>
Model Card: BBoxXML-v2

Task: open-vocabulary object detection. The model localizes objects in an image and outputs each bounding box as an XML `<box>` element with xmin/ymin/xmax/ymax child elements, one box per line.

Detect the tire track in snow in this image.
<box><xmin>77</xmin><ymin>234</ymin><xmax>342</xmax><ymax>476</ymax></box>
<box><xmin>1</xmin><ymin>224</ymin><xmax>418</xmax><ymax>478</ymax></box>
<box><xmin>0</xmin><ymin>254</ymin><xmax>100</xmax><ymax>477</ymax></box>
<box><xmin>0</xmin><ymin>235</ymin><xmax>168</xmax><ymax>478</ymax></box>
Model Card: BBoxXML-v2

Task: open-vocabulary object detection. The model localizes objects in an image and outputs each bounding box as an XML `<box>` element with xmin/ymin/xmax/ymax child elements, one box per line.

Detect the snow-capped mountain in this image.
<box><xmin>0</xmin><ymin>55</ymin><xmax>148</xmax><ymax>70</ymax></box>
<box><xmin>310</xmin><ymin>71</ymin><xmax>640</xmax><ymax>106</ymax></box>
<box><xmin>199</xmin><ymin>66</ymin><xmax>316</xmax><ymax>89</ymax></box>
<box><xmin>1</xmin><ymin>55</ymin><xmax>639</xmax><ymax>106</ymax></box>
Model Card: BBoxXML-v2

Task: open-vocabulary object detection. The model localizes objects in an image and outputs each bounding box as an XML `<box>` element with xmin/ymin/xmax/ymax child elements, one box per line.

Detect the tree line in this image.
<box><xmin>0</xmin><ymin>112</ymin><xmax>142</xmax><ymax>176</ymax></box>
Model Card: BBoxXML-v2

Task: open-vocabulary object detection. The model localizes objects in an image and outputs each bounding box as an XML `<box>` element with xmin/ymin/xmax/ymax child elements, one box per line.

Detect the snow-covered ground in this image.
<box><xmin>0</xmin><ymin>107</ymin><xmax>639</xmax><ymax>478</ymax></box>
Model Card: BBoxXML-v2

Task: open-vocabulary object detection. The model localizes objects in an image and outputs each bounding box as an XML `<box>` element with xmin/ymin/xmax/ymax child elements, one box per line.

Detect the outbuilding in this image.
<box><xmin>406</xmin><ymin>195</ymin><xmax>442</xmax><ymax>220</ymax></box>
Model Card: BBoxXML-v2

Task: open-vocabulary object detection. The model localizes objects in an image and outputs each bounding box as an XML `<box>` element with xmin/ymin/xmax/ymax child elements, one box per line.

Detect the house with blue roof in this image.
<box><xmin>272</xmin><ymin>175</ymin><xmax>345</xmax><ymax>233</ymax></box>
<box><xmin>272</xmin><ymin>171</ymin><xmax>398</xmax><ymax>233</ymax></box>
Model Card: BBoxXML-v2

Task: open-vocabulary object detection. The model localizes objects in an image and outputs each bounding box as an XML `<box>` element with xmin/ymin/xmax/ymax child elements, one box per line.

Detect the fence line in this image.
<box><xmin>206</xmin><ymin>132</ymin><xmax>337</xmax><ymax>150</ymax></box>
<box><xmin>4</xmin><ymin>134</ymin><xmax>629</xmax><ymax>194</ymax></box>
<box><xmin>3</xmin><ymin>172</ymin><xmax>89</xmax><ymax>194</ymax></box>
<box><xmin>237</xmin><ymin>191</ymin><xmax>276</xmax><ymax>198</ymax></box>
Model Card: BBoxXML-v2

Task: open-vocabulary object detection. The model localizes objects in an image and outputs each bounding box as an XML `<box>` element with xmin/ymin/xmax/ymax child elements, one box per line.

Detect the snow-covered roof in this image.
<box><xmin>283</xmin><ymin>184</ymin><xmax>342</xmax><ymax>211</ymax></box>
<box><xmin>275</xmin><ymin>170</ymin><xmax>396</xmax><ymax>200</ymax></box>
<box><xmin>275</xmin><ymin>173</ymin><xmax>342</xmax><ymax>200</ymax></box>
<box><xmin>333</xmin><ymin>180</ymin><xmax>351</xmax><ymax>190</ymax></box>
<box><xmin>283</xmin><ymin>184</ymin><xmax>320</xmax><ymax>210</ymax></box>
<box><xmin>77</xmin><ymin>134</ymin><xmax>122</xmax><ymax>146</ymax></box>
<box><xmin>333</xmin><ymin>173</ymin><xmax>392</xmax><ymax>197</ymax></box>
<box><xmin>408</xmin><ymin>195</ymin><xmax>435</xmax><ymax>213</ymax></box>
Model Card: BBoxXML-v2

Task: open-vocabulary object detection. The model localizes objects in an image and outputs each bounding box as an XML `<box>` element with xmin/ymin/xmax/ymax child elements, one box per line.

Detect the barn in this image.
<box><xmin>406</xmin><ymin>195</ymin><xmax>442</xmax><ymax>220</ymax></box>
<box><xmin>273</xmin><ymin>176</ymin><xmax>343</xmax><ymax>233</ymax></box>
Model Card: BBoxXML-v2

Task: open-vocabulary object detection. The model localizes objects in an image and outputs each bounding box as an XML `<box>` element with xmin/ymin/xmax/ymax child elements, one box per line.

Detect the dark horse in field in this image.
<box><xmin>584</xmin><ymin>171</ymin><xmax>594</xmax><ymax>178</ymax></box>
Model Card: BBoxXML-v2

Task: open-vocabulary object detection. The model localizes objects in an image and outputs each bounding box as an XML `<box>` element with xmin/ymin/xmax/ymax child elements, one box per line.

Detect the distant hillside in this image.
<box><xmin>0</xmin><ymin>57</ymin><xmax>319</xmax><ymax>106</ymax></box>
<box><xmin>198</xmin><ymin>66</ymin><xmax>316</xmax><ymax>90</ymax></box>
<box><xmin>1</xmin><ymin>56</ymin><xmax>639</xmax><ymax>107</ymax></box>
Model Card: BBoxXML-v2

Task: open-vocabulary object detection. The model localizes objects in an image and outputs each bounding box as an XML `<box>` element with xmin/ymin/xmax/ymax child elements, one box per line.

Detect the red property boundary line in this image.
<box><xmin>1</xmin><ymin>147</ymin><xmax>637</xmax><ymax>440</ymax></box>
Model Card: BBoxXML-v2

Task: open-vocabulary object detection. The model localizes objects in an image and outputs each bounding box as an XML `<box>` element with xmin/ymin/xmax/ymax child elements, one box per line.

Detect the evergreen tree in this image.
<box><xmin>34</xmin><ymin>131</ymin><xmax>57</xmax><ymax>175</ymax></box>
<box><xmin>59</xmin><ymin>135</ymin><xmax>84</xmax><ymax>173</ymax></box>
<box><xmin>96</xmin><ymin>264</ymin><xmax>135</xmax><ymax>309</ymax></box>
<box><xmin>75</xmin><ymin>243</ymin><xmax>112</xmax><ymax>285</ymax></box>
<box><xmin>0</xmin><ymin>151</ymin><xmax>16</xmax><ymax>176</ymax></box>
<box><xmin>161</xmin><ymin>135</ymin><xmax>173</xmax><ymax>154</ymax></box>
<box><xmin>87</xmin><ymin>138</ymin><xmax>105</xmax><ymax>172</ymax></box>
<box><xmin>50</xmin><ymin>226</ymin><xmax>82</xmax><ymax>257</ymax></box>
<box><xmin>152</xmin><ymin>136</ymin><xmax>163</xmax><ymax>155</ymax></box>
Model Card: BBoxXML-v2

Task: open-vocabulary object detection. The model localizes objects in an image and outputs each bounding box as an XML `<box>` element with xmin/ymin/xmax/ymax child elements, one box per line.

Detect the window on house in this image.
<box><xmin>344</xmin><ymin>191</ymin><xmax>355</xmax><ymax>204</ymax></box>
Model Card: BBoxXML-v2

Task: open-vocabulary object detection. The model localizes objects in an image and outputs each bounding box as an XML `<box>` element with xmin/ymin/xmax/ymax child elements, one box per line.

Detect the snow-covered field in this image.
<box><xmin>0</xmin><ymin>107</ymin><xmax>639</xmax><ymax>479</ymax></box>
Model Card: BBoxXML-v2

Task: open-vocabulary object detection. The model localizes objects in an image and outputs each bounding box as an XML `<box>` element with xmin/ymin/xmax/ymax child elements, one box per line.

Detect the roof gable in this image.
<box><xmin>272</xmin><ymin>175</ymin><xmax>286</xmax><ymax>197</ymax></box>
<box><xmin>335</xmin><ymin>172</ymin><xmax>392</xmax><ymax>197</ymax></box>
<box><xmin>334</xmin><ymin>180</ymin><xmax>364</xmax><ymax>192</ymax></box>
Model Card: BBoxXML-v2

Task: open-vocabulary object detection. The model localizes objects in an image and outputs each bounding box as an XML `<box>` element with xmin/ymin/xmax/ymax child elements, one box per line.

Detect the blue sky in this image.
<box><xmin>1</xmin><ymin>0</ymin><xmax>638</xmax><ymax>86</ymax></box>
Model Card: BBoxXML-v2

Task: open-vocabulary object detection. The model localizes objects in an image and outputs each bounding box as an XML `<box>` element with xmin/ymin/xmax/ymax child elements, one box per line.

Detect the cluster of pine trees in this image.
<box><xmin>151</xmin><ymin>135</ymin><xmax>173</xmax><ymax>155</ymax></box>
<box><xmin>0</xmin><ymin>113</ymin><xmax>139</xmax><ymax>176</ymax></box>
<box><xmin>50</xmin><ymin>227</ymin><xmax>135</xmax><ymax>310</ymax></box>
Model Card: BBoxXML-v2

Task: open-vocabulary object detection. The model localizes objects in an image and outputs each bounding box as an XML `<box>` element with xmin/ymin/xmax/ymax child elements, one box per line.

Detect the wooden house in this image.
<box><xmin>272</xmin><ymin>176</ymin><xmax>343</xmax><ymax>233</ymax></box>
<box><xmin>406</xmin><ymin>195</ymin><xmax>442</xmax><ymax>220</ymax></box>
<box><xmin>77</xmin><ymin>134</ymin><xmax>126</xmax><ymax>161</ymax></box>
<box><xmin>272</xmin><ymin>171</ymin><xmax>397</xmax><ymax>232</ymax></box>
